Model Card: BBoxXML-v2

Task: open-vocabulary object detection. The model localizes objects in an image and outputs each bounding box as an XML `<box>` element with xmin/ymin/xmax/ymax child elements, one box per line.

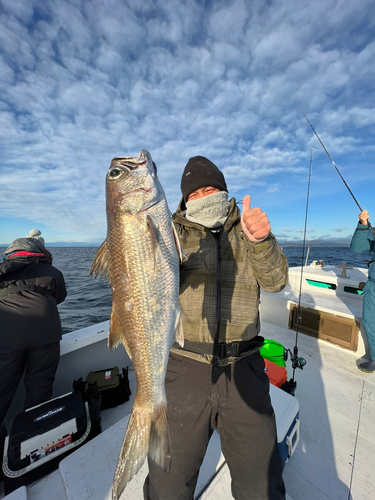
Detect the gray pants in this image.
<box><xmin>0</xmin><ymin>342</ymin><xmax>60</xmax><ymax>425</ymax></box>
<box><xmin>362</xmin><ymin>280</ymin><xmax>375</xmax><ymax>360</ymax></box>
<box><xmin>144</xmin><ymin>351</ymin><xmax>285</xmax><ymax>500</ymax></box>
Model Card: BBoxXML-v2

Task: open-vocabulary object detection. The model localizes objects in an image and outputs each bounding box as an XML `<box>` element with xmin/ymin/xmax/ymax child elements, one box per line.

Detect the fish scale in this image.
<box><xmin>110</xmin><ymin>210</ymin><xmax>173</xmax><ymax>390</ymax></box>
<box><xmin>90</xmin><ymin>150</ymin><xmax>184</xmax><ymax>499</ymax></box>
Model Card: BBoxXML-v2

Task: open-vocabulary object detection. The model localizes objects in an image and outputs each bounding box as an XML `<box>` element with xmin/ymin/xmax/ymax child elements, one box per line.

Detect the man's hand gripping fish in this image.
<box><xmin>90</xmin><ymin>150</ymin><xmax>184</xmax><ymax>499</ymax></box>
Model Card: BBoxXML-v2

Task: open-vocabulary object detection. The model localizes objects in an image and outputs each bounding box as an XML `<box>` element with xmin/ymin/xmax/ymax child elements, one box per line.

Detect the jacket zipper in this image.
<box><xmin>174</xmin><ymin>201</ymin><xmax>237</xmax><ymax>362</ymax></box>
<box><xmin>214</xmin><ymin>228</ymin><xmax>224</xmax><ymax>348</ymax></box>
<box><xmin>213</xmin><ymin>204</ymin><xmax>236</xmax><ymax>350</ymax></box>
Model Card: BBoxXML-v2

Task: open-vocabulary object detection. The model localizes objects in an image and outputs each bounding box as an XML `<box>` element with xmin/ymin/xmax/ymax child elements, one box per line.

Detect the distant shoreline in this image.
<box><xmin>281</xmin><ymin>243</ymin><xmax>350</xmax><ymax>248</ymax></box>
<box><xmin>0</xmin><ymin>242</ymin><xmax>351</xmax><ymax>248</ymax></box>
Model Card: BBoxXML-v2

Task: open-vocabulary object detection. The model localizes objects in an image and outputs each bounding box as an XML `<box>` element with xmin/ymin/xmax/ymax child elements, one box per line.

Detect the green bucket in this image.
<box><xmin>260</xmin><ymin>339</ymin><xmax>286</xmax><ymax>367</ymax></box>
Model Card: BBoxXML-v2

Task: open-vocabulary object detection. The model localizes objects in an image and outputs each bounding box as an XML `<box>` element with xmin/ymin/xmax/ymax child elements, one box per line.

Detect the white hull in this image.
<box><xmin>2</xmin><ymin>263</ymin><xmax>374</xmax><ymax>500</ymax></box>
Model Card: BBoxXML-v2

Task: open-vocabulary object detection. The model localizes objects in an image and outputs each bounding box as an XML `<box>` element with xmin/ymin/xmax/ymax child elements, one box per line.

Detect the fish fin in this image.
<box><xmin>112</xmin><ymin>409</ymin><xmax>151</xmax><ymax>500</ymax></box>
<box><xmin>89</xmin><ymin>240</ymin><xmax>111</xmax><ymax>282</ymax></box>
<box><xmin>108</xmin><ymin>307</ymin><xmax>126</xmax><ymax>353</ymax></box>
<box><xmin>147</xmin><ymin>215</ymin><xmax>160</xmax><ymax>270</ymax></box>
<box><xmin>148</xmin><ymin>405</ymin><xmax>171</xmax><ymax>473</ymax></box>
<box><xmin>173</xmin><ymin>312</ymin><xmax>184</xmax><ymax>348</ymax></box>
<box><xmin>172</xmin><ymin>223</ymin><xmax>186</xmax><ymax>263</ymax></box>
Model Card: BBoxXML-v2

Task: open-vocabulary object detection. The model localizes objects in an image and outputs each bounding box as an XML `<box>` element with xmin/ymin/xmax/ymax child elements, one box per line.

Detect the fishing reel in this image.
<box><xmin>284</xmin><ymin>346</ymin><xmax>307</xmax><ymax>371</ymax></box>
<box><xmin>281</xmin><ymin>347</ymin><xmax>307</xmax><ymax>396</ymax></box>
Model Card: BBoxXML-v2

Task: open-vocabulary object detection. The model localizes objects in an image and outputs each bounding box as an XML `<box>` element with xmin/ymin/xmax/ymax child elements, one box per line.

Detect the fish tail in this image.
<box><xmin>148</xmin><ymin>404</ymin><xmax>171</xmax><ymax>473</ymax></box>
<box><xmin>112</xmin><ymin>405</ymin><xmax>171</xmax><ymax>500</ymax></box>
<box><xmin>112</xmin><ymin>409</ymin><xmax>150</xmax><ymax>500</ymax></box>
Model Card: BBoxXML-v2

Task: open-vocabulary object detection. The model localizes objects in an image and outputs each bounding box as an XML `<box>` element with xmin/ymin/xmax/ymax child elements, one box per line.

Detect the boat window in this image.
<box><xmin>305</xmin><ymin>279</ymin><xmax>336</xmax><ymax>290</ymax></box>
<box><xmin>343</xmin><ymin>286</ymin><xmax>364</xmax><ymax>296</ymax></box>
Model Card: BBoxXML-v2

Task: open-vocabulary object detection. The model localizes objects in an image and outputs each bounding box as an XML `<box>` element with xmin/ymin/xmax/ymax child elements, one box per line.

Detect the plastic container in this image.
<box><xmin>264</xmin><ymin>359</ymin><xmax>288</xmax><ymax>388</ymax></box>
<box><xmin>260</xmin><ymin>338</ymin><xmax>286</xmax><ymax>367</ymax></box>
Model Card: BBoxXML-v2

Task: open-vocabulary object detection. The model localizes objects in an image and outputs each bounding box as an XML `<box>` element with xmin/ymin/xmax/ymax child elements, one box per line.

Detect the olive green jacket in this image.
<box><xmin>171</xmin><ymin>197</ymin><xmax>289</xmax><ymax>365</ymax></box>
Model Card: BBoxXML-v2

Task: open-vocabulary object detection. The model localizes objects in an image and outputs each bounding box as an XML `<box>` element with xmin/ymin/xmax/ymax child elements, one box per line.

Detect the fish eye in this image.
<box><xmin>108</xmin><ymin>167</ymin><xmax>123</xmax><ymax>179</ymax></box>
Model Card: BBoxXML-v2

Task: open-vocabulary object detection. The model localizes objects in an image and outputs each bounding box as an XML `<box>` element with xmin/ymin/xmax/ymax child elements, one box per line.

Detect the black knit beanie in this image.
<box><xmin>181</xmin><ymin>156</ymin><xmax>227</xmax><ymax>205</ymax></box>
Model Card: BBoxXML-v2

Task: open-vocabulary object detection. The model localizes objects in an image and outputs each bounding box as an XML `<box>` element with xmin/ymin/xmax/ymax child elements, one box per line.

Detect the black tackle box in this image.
<box><xmin>74</xmin><ymin>366</ymin><xmax>131</xmax><ymax>410</ymax></box>
<box><xmin>2</xmin><ymin>390</ymin><xmax>100</xmax><ymax>494</ymax></box>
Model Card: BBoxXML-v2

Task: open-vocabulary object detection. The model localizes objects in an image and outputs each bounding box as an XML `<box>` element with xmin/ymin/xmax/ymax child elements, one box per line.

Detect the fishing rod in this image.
<box><xmin>282</xmin><ymin>149</ymin><xmax>312</xmax><ymax>396</ymax></box>
<box><xmin>299</xmin><ymin>106</ymin><xmax>371</xmax><ymax>229</ymax></box>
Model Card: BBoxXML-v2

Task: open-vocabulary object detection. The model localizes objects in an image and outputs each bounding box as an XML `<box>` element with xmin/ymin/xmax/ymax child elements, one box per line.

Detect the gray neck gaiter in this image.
<box><xmin>185</xmin><ymin>191</ymin><xmax>230</xmax><ymax>228</ymax></box>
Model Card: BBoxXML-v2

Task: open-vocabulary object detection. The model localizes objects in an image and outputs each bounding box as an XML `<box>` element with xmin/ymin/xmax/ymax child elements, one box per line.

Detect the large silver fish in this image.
<box><xmin>90</xmin><ymin>150</ymin><xmax>184</xmax><ymax>499</ymax></box>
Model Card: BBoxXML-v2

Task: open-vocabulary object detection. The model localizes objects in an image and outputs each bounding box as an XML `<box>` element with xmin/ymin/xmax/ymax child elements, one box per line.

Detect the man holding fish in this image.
<box><xmin>143</xmin><ymin>156</ymin><xmax>288</xmax><ymax>500</ymax></box>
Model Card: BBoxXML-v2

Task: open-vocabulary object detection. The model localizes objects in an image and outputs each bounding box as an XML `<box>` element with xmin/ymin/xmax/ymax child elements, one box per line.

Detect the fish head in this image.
<box><xmin>106</xmin><ymin>150</ymin><xmax>164</xmax><ymax>214</ymax></box>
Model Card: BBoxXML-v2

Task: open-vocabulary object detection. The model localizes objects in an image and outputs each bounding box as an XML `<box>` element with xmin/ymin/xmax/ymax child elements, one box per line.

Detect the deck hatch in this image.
<box><xmin>288</xmin><ymin>303</ymin><xmax>359</xmax><ymax>351</ymax></box>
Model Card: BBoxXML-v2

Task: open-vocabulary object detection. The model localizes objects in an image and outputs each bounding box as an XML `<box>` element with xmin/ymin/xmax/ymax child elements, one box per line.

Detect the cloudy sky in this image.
<box><xmin>1</xmin><ymin>0</ymin><xmax>374</xmax><ymax>245</ymax></box>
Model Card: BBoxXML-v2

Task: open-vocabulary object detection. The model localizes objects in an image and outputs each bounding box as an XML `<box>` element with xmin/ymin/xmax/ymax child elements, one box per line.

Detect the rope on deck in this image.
<box><xmin>347</xmin><ymin>378</ymin><xmax>365</xmax><ymax>500</ymax></box>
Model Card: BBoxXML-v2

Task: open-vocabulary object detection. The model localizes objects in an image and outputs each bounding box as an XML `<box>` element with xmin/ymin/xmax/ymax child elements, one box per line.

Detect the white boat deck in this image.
<box><xmin>261</xmin><ymin>322</ymin><xmax>375</xmax><ymax>500</ymax></box>
<box><xmin>2</xmin><ymin>320</ymin><xmax>374</xmax><ymax>500</ymax></box>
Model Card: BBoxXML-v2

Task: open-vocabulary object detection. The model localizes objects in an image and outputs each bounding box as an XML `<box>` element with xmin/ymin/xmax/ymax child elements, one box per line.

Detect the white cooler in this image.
<box><xmin>270</xmin><ymin>384</ymin><xmax>300</xmax><ymax>465</ymax></box>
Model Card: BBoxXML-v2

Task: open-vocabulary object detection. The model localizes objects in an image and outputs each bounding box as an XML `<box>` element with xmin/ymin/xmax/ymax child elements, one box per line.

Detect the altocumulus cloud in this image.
<box><xmin>0</xmin><ymin>0</ymin><xmax>374</xmax><ymax>242</ymax></box>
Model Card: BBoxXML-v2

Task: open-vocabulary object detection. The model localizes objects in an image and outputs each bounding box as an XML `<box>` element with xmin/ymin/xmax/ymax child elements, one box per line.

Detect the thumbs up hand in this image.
<box><xmin>240</xmin><ymin>195</ymin><xmax>271</xmax><ymax>242</ymax></box>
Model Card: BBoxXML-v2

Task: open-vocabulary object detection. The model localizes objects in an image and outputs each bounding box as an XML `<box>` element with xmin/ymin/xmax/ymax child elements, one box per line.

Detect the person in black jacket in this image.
<box><xmin>0</xmin><ymin>230</ymin><xmax>67</xmax><ymax>426</ymax></box>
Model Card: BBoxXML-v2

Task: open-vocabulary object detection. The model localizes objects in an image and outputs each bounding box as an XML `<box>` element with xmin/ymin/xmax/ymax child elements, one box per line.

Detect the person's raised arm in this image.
<box><xmin>359</xmin><ymin>209</ymin><xmax>370</xmax><ymax>225</ymax></box>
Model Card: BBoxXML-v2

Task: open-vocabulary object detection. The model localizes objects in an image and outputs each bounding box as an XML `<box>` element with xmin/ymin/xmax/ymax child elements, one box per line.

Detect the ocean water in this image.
<box><xmin>0</xmin><ymin>245</ymin><xmax>370</xmax><ymax>335</ymax></box>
